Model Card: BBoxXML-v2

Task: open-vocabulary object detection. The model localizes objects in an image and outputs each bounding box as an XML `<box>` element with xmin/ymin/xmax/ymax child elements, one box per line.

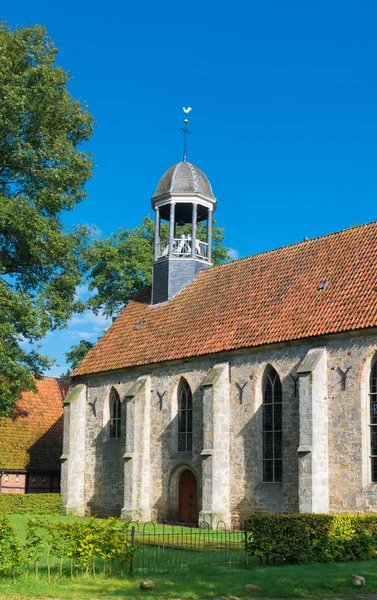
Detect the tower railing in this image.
<box><xmin>157</xmin><ymin>237</ymin><xmax>208</xmax><ymax>260</ymax></box>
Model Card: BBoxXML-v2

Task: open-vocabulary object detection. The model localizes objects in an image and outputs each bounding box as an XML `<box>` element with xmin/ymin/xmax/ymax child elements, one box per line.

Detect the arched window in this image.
<box><xmin>177</xmin><ymin>379</ymin><xmax>193</xmax><ymax>452</ymax></box>
<box><xmin>370</xmin><ymin>359</ymin><xmax>377</xmax><ymax>483</ymax></box>
<box><xmin>262</xmin><ymin>367</ymin><xmax>282</xmax><ymax>482</ymax></box>
<box><xmin>109</xmin><ymin>388</ymin><xmax>121</xmax><ymax>439</ymax></box>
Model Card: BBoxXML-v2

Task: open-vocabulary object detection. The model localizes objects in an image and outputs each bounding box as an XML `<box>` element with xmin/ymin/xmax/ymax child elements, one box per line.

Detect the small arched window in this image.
<box><xmin>262</xmin><ymin>367</ymin><xmax>282</xmax><ymax>482</ymax></box>
<box><xmin>177</xmin><ymin>379</ymin><xmax>193</xmax><ymax>452</ymax></box>
<box><xmin>370</xmin><ymin>359</ymin><xmax>377</xmax><ymax>483</ymax></box>
<box><xmin>109</xmin><ymin>388</ymin><xmax>121</xmax><ymax>439</ymax></box>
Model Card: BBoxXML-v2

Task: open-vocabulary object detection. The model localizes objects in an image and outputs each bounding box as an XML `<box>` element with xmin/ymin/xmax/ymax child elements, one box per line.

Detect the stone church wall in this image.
<box><xmin>326</xmin><ymin>336</ymin><xmax>377</xmax><ymax>512</ymax></box>
<box><xmin>63</xmin><ymin>330</ymin><xmax>377</xmax><ymax>523</ymax></box>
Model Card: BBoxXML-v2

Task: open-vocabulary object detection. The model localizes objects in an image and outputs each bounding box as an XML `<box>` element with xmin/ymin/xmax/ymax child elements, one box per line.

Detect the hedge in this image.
<box><xmin>247</xmin><ymin>513</ymin><xmax>377</xmax><ymax>564</ymax></box>
<box><xmin>0</xmin><ymin>493</ymin><xmax>63</xmax><ymax>514</ymax></box>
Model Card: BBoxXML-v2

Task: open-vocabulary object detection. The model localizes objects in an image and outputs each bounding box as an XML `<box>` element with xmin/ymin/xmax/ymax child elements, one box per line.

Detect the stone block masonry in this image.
<box><xmin>63</xmin><ymin>330</ymin><xmax>377</xmax><ymax>523</ymax></box>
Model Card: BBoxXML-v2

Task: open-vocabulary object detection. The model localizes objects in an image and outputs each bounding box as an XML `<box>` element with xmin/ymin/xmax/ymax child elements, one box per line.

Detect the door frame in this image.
<box><xmin>178</xmin><ymin>468</ymin><xmax>198</xmax><ymax>523</ymax></box>
<box><xmin>168</xmin><ymin>463</ymin><xmax>200</xmax><ymax>523</ymax></box>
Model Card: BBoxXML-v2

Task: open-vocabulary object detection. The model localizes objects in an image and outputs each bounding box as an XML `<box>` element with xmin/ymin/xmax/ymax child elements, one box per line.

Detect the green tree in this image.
<box><xmin>65</xmin><ymin>339</ymin><xmax>94</xmax><ymax>372</ymax></box>
<box><xmin>85</xmin><ymin>214</ymin><xmax>229</xmax><ymax>317</ymax></box>
<box><xmin>0</xmin><ymin>21</ymin><xmax>94</xmax><ymax>413</ymax></box>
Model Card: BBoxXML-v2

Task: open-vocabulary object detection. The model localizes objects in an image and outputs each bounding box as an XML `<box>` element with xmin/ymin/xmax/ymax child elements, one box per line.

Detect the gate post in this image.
<box><xmin>130</xmin><ymin>526</ymin><xmax>135</xmax><ymax>576</ymax></box>
<box><xmin>244</xmin><ymin>520</ymin><xmax>249</xmax><ymax>566</ymax></box>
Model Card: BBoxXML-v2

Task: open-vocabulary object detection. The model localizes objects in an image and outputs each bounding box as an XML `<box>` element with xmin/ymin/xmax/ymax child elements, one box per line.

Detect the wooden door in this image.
<box><xmin>178</xmin><ymin>469</ymin><xmax>198</xmax><ymax>524</ymax></box>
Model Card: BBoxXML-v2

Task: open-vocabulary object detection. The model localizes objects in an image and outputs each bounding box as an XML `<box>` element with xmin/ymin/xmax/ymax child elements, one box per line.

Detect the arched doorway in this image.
<box><xmin>178</xmin><ymin>469</ymin><xmax>198</xmax><ymax>523</ymax></box>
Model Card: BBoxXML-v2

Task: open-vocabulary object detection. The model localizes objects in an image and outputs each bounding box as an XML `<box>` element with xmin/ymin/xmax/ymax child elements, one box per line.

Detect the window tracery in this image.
<box><xmin>262</xmin><ymin>367</ymin><xmax>282</xmax><ymax>482</ymax></box>
<box><xmin>370</xmin><ymin>359</ymin><xmax>377</xmax><ymax>483</ymax></box>
<box><xmin>177</xmin><ymin>380</ymin><xmax>193</xmax><ymax>452</ymax></box>
<box><xmin>109</xmin><ymin>388</ymin><xmax>121</xmax><ymax>439</ymax></box>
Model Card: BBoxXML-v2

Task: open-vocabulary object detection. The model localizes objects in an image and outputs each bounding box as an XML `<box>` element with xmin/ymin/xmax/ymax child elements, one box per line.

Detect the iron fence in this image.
<box><xmin>126</xmin><ymin>521</ymin><xmax>248</xmax><ymax>574</ymax></box>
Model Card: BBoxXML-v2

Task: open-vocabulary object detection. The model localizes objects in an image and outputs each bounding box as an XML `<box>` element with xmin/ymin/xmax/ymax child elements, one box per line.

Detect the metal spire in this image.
<box><xmin>180</xmin><ymin>108</ymin><xmax>192</xmax><ymax>162</ymax></box>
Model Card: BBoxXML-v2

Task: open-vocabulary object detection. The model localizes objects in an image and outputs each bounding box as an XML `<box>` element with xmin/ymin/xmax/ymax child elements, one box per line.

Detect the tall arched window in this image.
<box><xmin>370</xmin><ymin>359</ymin><xmax>377</xmax><ymax>483</ymax></box>
<box><xmin>262</xmin><ymin>367</ymin><xmax>282</xmax><ymax>482</ymax></box>
<box><xmin>178</xmin><ymin>379</ymin><xmax>193</xmax><ymax>452</ymax></box>
<box><xmin>109</xmin><ymin>388</ymin><xmax>121</xmax><ymax>439</ymax></box>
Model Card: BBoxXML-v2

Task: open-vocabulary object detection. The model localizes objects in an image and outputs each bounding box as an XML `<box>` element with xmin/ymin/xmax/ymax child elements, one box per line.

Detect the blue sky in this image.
<box><xmin>4</xmin><ymin>0</ymin><xmax>377</xmax><ymax>375</ymax></box>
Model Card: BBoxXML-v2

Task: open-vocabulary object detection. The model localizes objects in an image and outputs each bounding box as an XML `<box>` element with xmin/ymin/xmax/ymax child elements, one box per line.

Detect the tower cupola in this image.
<box><xmin>151</xmin><ymin>161</ymin><xmax>217</xmax><ymax>305</ymax></box>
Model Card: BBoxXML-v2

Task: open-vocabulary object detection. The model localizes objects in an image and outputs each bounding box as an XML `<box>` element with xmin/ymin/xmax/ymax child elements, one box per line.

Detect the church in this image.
<box><xmin>61</xmin><ymin>158</ymin><xmax>377</xmax><ymax>528</ymax></box>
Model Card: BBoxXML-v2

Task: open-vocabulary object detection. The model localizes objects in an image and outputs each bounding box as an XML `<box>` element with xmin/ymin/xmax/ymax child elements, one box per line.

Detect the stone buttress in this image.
<box><xmin>199</xmin><ymin>363</ymin><xmax>231</xmax><ymax>527</ymax></box>
<box><xmin>297</xmin><ymin>347</ymin><xmax>329</xmax><ymax>512</ymax></box>
<box><xmin>60</xmin><ymin>384</ymin><xmax>87</xmax><ymax>516</ymax></box>
<box><xmin>121</xmin><ymin>375</ymin><xmax>152</xmax><ymax>522</ymax></box>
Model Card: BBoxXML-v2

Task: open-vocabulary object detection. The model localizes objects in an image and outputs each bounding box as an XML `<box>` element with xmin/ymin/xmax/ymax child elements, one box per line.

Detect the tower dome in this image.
<box><xmin>151</xmin><ymin>159</ymin><xmax>216</xmax><ymax>305</ymax></box>
<box><xmin>153</xmin><ymin>161</ymin><xmax>215</xmax><ymax>202</ymax></box>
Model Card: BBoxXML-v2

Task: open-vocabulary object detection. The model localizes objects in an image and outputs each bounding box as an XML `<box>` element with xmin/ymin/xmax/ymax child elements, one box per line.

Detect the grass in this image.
<box><xmin>0</xmin><ymin>560</ymin><xmax>376</xmax><ymax>599</ymax></box>
<box><xmin>7</xmin><ymin>513</ymin><xmax>239</xmax><ymax>537</ymax></box>
<box><xmin>7</xmin><ymin>513</ymin><xmax>77</xmax><ymax>542</ymax></box>
<box><xmin>2</xmin><ymin>514</ymin><xmax>377</xmax><ymax>599</ymax></box>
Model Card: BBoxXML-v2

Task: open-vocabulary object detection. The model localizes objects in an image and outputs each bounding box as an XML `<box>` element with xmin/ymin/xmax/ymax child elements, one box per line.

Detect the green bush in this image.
<box><xmin>0</xmin><ymin>515</ymin><xmax>134</xmax><ymax>580</ymax></box>
<box><xmin>0</xmin><ymin>516</ymin><xmax>23</xmax><ymax>575</ymax></box>
<box><xmin>26</xmin><ymin>517</ymin><xmax>134</xmax><ymax>579</ymax></box>
<box><xmin>247</xmin><ymin>514</ymin><xmax>377</xmax><ymax>564</ymax></box>
<box><xmin>0</xmin><ymin>493</ymin><xmax>63</xmax><ymax>514</ymax></box>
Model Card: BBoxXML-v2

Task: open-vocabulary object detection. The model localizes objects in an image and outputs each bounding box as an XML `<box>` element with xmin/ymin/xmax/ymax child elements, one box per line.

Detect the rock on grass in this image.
<box><xmin>140</xmin><ymin>579</ymin><xmax>157</xmax><ymax>590</ymax></box>
<box><xmin>245</xmin><ymin>583</ymin><xmax>262</xmax><ymax>592</ymax></box>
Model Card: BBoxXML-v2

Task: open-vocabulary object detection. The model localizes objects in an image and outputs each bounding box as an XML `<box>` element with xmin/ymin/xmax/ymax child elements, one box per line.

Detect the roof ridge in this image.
<box><xmin>36</xmin><ymin>375</ymin><xmax>65</xmax><ymax>382</ymax></box>
<box><xmin>125</xmin><ymin>219</ymin><xmax>377</xmax><ymax>302</ymax></box>
<box><xmin>210</xmin><ymin>218</ymin><xmax>377</xmax><ymax>271</ymax></box>
<box><xmin>169</xmin><ymin>163</ymin><xmax>179</xmax><ymax>193</ymax></box>
<box><xmin>187</xmin><ymin>162</ymin><xmax>199</xmax><ymax>193</ymax></box>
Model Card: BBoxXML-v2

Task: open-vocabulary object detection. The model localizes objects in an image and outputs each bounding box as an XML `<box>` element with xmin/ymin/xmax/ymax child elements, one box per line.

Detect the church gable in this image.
<box><xmin>73</xmin><ymin>219</ymin><xmax>377</xmax><ymax>377</ymax></box>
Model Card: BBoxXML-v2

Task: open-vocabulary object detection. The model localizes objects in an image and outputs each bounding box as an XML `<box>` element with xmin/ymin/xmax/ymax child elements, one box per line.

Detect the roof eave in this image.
<box><xmin>151</xmin><ymin>191</ymin><xmax>217</xmax><ymax>210</ymax></box>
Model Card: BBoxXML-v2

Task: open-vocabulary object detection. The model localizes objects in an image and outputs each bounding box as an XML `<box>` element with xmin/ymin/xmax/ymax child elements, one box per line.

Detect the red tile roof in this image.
<box><xmin>73</xmin><ymin>220</ymin><xmax>377</xmax><ymax>377</ymax></box>
<box><xmin>0</xmin><ymin>377</ymin><xmax>67</xmax><ymax>470</ymax></box>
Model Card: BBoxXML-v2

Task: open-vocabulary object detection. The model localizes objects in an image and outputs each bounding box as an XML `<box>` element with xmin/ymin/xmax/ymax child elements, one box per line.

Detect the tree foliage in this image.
<box><xmin>85</xmin><ymin>214</ymin><xmax>229</xmax><ymax>317</ymax></box>
<box><xmin>65</xmin><ymin>339</ymin><xmax>94</xmax><ymax>371</ymax></box>
<box><xmin>0</xmin><ymin>21</ymin><xmax>94</xmax><ymax>413</ymax></box>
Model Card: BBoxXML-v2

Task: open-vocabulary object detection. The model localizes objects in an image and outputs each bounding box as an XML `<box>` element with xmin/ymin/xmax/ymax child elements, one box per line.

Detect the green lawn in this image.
<box><xmin>2</xmin><ymin>514</ymin><xmax>377</xmax><ymax>599</ymax></box>
<box><xmin>7</xmin><ymin>513</ymin><xmax>239</xmax><ymax>537</ymax></box>
<box><xmin>7</xmin><ymin>513</ymin><xmax>77</xmax><ymax>542</ymax></box>
<box><xmin>0</xmin><ymin>560</ymin><xmax>376</xmax><ymax>599</ymax></box>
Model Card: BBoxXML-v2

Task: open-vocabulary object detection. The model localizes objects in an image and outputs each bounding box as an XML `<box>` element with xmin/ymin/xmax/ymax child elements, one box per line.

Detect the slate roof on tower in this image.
<box><xmin>153</xmin><ymin>161</ymin><xmax>215</xmax><ymax>200</ymax></box>
<box><xmin>72</xmin><ymin>220</ymin><xmax>377</xmax><ymax>377</ymax></box>
<box><xmin>0</xmin><ymin>377</ymin><xmax>67</xmax><ymax>470</ymax></box>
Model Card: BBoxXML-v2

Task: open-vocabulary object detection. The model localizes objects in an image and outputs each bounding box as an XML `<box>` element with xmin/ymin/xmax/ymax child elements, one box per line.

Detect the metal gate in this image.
<box><xmin>127</xmin><ymin>521</ymin><xmax>248</xmax><ymax>574</ymax></box>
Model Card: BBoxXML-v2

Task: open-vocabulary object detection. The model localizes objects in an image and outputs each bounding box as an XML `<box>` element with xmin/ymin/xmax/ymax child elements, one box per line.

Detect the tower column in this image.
<box><xmin>207</xmin><ymin>207</ymin><xmax>213</xmax><ymax>262</ymax></box>
<box><xmin>169</xmin><ymin>202</ymin><xmax>175</xmax><ymax>257</ymax></box>
<box><xmin>191</xmin><ymin>202</ymin><xmax>197</xmax><ymax>259</ymax></box>
<box><xmin>154</xmin><ymin>207</ymin><xmax>160</xmax><ymax>260</ymax></box>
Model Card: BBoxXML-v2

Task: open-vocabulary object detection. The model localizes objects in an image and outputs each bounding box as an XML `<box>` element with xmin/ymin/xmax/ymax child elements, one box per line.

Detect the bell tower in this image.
<box><xmin>151</xmin><ymin>160</ymin><xmax>217</xmax><ymax>305</ymax></box>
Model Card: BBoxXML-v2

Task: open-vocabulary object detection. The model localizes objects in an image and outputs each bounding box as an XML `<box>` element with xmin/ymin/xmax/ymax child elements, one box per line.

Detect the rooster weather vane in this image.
<box><xmin>181</xmin><ymin>107</ymin><xmax>192</xmax><ymax>162</ymax></box>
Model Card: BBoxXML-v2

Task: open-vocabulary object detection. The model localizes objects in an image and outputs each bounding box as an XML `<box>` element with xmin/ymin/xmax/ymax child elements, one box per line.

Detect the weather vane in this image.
<box><xmin>181</xmin><ymin>107</ymin><xmax>192</xmax><ymax>162</ymax></box>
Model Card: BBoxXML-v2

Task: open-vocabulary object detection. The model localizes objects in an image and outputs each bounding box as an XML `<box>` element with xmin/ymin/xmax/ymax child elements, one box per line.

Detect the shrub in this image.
<box><xmin>0</xmin><ymin>516</ymin><xmax>23</xmax><ymax>575</ymax></box>
<box><xmin>0</xmin><ymin>514</ymin><xmax>134</xmax><ymax>580</ymax></box>
<box><xmin>247</xmin><ymin>513</ymin><xmax>377</xmax><ymax>564</ymax></box>
<box><xmin>26</xmin><ymin>517</ymin><xmax>134</xmax><ymax>579</ymax></box>
<box><xmin>0</xmin><ymin>493</ymin><xmax>63</xmax><ymax>514</ymax></box>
